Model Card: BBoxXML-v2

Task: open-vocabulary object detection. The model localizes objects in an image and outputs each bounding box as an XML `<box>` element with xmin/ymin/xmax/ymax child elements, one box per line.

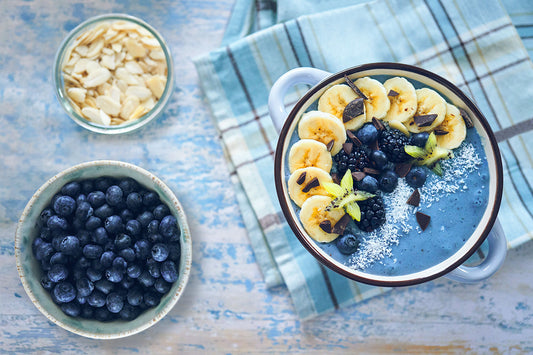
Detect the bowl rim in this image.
<box><xmin>52</xmin><ymin>13</ymin><xmax>175</xmax><ymax>135</ymax></box>
<box><xmin>274</xmin><ymin>62</ymin><xmax>504</xmax><ymax>287</ymax></box>
<box><xmin>14</xmin><ymin>160</ymin><xmax>192</xmax><ymax>338</ymax></box>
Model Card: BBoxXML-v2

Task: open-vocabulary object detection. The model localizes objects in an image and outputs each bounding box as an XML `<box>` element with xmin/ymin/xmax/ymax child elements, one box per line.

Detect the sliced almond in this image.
<box><xmin>84</xmin><ymin>67</ymin><xmax>111</xmax><ymax>87</ymax></box>
<box><xmin>149</xmin><ymin>49</ymin><xmax>165</xmax><ymax>61</ymax></box>
<box><xmin>86</xmin><ymin>39</ymin><xmax>104</xmax><ymax>58</ymax></box>
<box><xmin>67</xmin><ymin>87</ymin><xmax>87</xmax><ymax>103</ymax></box>
<box><xmin>125</xmin><ymin>61</ymin><xmax>143</xmax><ymax>74</ymax></box>
<box><xmin>125</xmin><ymin>85</ymin><xmax>152</xmax><ymax>100</ymax></box>
<box><xmin>128</xmin><ymin>105</ymin><xmax>148</xmax><ymax>120</ymax></box>
<box><xmin>120</xmin><ymin>95</ymin><xmax>140</xmax><ymax>120</ymax></box>
<box><xmin>81</xmin><ymin>106</ymin><xmax>100</xmax><ymax>121</ymax></box>
<box><xmin>96</xmin><ymin>95</ymin><xmax>121</xmax><ymax>116</ymax></box>
<box><xmin>146</xmin><ymin>75</ymin><xmax>166</xmax><ymax>99</ymax></box>
<box><xmin>101</xmin><ymin>54</ymin><xmax>116</xmax><ymax>70</ymax></box>
<box><xmin>125</xmin><ymin>38</ymin><xmax>146</xmax><ymax>58</ymax></box>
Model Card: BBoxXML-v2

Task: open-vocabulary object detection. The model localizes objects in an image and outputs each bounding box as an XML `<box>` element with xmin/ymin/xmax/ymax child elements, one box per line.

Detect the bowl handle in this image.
<box><xmin>268</xmin><ymin>67</ymin><xmax>331</xmax><ymax>133</ymax></box>
<box><xmin>445</xmin><ymin>219</ymin><xmax>507</xmax><ymax>283</ymax></box>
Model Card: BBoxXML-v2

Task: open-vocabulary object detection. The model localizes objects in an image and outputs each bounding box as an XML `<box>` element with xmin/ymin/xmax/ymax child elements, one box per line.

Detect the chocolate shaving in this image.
<box><xmin>369</xmin><ymin>139</ymin><xmax>379</xmax><ymax>151</ymax></box>
<box><xmin>326</xmin><ymin>139</ymin><xmax>334</xmax><ymax>152</ymax></box>
<box><xmin>363</xmin><ymin>167</ymin><xmax>380</xmax><ymax>175</ymax></box>
<box><xmin>343</xmin><ymin>142</ymin><xmax>353</xmax><ymax>155</ymax></box>
<box><xmin>332</xmin><ymin>214</ymin><xmax>351</xmax><ymax>235</ymax></box>
<box><xmin>319</xmin><ymin>220</ymin><xmax>332</xmax><ymax>233</ymax></box>
<box><xmin>302</xmin><ymin>177</ymin><xmax>320</xmax><ymax>193</ymax></box>
<box><xmin>459</xmin><ymin>108</ymin><xmax>474</xmax><ymax>128</ymax></box>
<box><xmin>416</xmin><ymin>211</ymin><xmax>431</xmax><ymax>231</ymax></box>
<box><xmin>342</xmin><ymin>98</ymin><xmax>365</xmax><ymax>123</ymax></box>
<box><xmin>407</xmin><ymin>189</ymin><xmax>420</xmax><ymax>207</ymax></box>
<box><xmin>372</xmin><ymin>117</ymin><xmax>385</xmax><ymax>131</ymax></box>
<box><xmin>346</xmin><ymin>130</ymin><xmax>362</xmax><ymax>146</ymax></box>
<box><xmin>388</xmin><ymin>89</ymin><xmax>399</xmax><ymax>97</ymax></box>
<box><xmin>351</xmin><ymin>171</ymin><xmax>366</xmax><ymax>181</ymax></box>
<box><xmin>331</xmin><ymin>173</ymin><xmax>340</xmax><ymax>184</ymax></box>
<box><xmin>296</xmin><ymin>172</ymin><xmax>306</xmax><ymax>185</ymax></box>
<box><xmin>413</xmin><ymin>114</ymin><xmax>438</xmax><ymax>127</ymax></box>
<box><xmin>344</xmin><ymin>75</ymin><xmax>368</xmax><ymax>100</ymax></box>
<box><xmin>395</xmin><ymin>162</ymin><xmax>412</xmax><ymax>178</ymax></box>
<box><xmin>434</xmin><ymin>129</ymin><xmax>449</xmax><ymax>136</ymax></box>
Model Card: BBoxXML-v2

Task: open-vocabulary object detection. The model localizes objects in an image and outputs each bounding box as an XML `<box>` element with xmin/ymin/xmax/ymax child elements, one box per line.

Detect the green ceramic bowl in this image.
<box><xmin>15</xmin><ymin>160</ymin><xmax>192</xmax><ymax>339</ymax></box>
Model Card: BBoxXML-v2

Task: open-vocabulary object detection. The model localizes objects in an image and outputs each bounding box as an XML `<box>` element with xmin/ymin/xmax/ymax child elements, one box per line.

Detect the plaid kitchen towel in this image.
<box><xmin>194</xmin><ymin>0</ymin><xmax>533</xmax><ymax>319</ymax></box>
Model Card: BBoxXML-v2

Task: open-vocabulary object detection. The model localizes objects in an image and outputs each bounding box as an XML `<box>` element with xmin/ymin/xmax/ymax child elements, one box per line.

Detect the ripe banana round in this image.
<box><xmin>288</xmin><ymin>167</ymin><xmax>333</xmax><ymax>207</ymax></box>
<box><xmin>383</xmin><ymin>77</ymin><xmax>417</xmax><ymax>123</ymax></box>
<box><xmin>299</xmin><ymin>195</ymin><xmax>346</xmax><ymax>243</ymax></box>
<box><xmin>388</xmin><ymin>119</ymin><xmax>410</xmax><ymax>137</ymax></box>
<box><xmin>406</xmin><ymin>88</ymin><xmax>446</xmax><ymax>133</ymax></box>
<box><xmin>353</xmin><ymin>77</ymin><xmax>390</xmax><ymax>120</ymax></box>
<box><xmin>318</xmin><ymin>84</ymin><xmax>366</xmax><ymax>130</ymax></box>
<box><xmin>288</xmin><ymin>139</ymin><xmax>332</xmax><ymax>174</ymax></box>
<box><xmin>435</xmin><ymin>103</ymin><xmax>466</xmax><ymax>149</ymax></box>
<box><xmin>298</xmin><ymin>111</ymin><xmax>347</xmax><ymax>156</ymax></box>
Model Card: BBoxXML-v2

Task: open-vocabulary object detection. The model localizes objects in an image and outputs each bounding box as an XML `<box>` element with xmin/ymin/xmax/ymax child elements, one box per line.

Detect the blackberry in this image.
<box><xmin>378</xmin><ymin>129</ymin><xmax>411</xmax><ymax>163</ymax></box>
<box><xmin>333</xmin><ymin>146</ymin><xmax>370</xmax><ymax>176</ymax></box>
<box><xmin>356</xmin><ymin>196</ymin><xmax>386</xmax><ymax>232</ymax></box>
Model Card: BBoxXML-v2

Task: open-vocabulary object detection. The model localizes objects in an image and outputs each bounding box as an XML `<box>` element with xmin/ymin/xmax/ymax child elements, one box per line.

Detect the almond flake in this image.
<box><xmin>67</xmin><ymin>87</ymin><xmax>86</xmax><ymax>103</ymax></box>
<box><xmin>83</xmin><ymin>67</ymin><xmax>111</xmax><ymax>87</ymax></box>
<box><xmin>96</xmin><ymin>95</ymin><xmax>121</xmax><ymax>115</ymax></box>
<box><xmin>126</xmin><ymin>86</ymin><xmax>152</xmax><ymax>100</ymax></box>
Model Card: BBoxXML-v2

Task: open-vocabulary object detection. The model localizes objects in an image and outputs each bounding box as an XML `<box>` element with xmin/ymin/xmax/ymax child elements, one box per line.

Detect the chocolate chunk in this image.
<box><xmin>343</xmin><ymin>142</ymin><xmax>353</xmax><ymax>155</ymax></box>
<box><xmin>344</xmin><ymin>75</ymin><xmax>368</xmax><ymax>100</ymax></box>
<box><xmin>319</xmin><ymin>220</ymin><xmax>332</xmax><ymax>233</ymax></box>
<box><xmin>416</xmin><ymin>211</ymin><xmax>431</xmax><ymax>231</ymax></box>
<box><xmin>388</xmin><ymin>89</ymin><xmax>399</xmax><ymax>97</ymax></box>
<box><xmin>395</xmin><ymin>162</ymin><xmax>412</xmax><ymax>178</ymax></box>
<box><xmin>296</xmin><ymin>172</ymin><xmax>306</xmax><ymax>185</ymax></box>
<box><xmin>413</xmin><ymin>114</ymin><xmax>438</xmax><ymax>127</ymax></box>
<box><xmin>351</xmin><ymin>171</ymin><xmax>366</xmax><ymax>181</ymax></box>
<box><xmin>302</xmin><ymin>177</ymin><xmax>320</xmax><ymax>193</ymax></box>
<box><xmin>343</xmin><ymin>98</ymin><xmax>365</xmax><ymax>123</ymax></box>
<box><xmin>332</xmin><ymin>214</ymin><xmax>351</xmax><ymax>235</ymax></box>
<box><xmin>369</xmin><ymin>138</ymin><xmax>379</xmax><ymax>151</ymax></box>
<box><xmin>326</xmin><ymin>139</ymin><xmax>335</xmax><ymax>152</ymax></box>
<box><xmin>434</xmin><ymin>129</ymin><xmax>448</xmax><ymax>136</ymax></box>
<box><xmin>407</xmin><ymin>189</ymin><xmax>420</xmax><ymax>207</ymax></box>
<box><xmin>346</xmin><ymin>130</ymin><xmax>362</xmax><ymax>146</ymax></box>
<box><xmin>363</xmin><ymin>167</ymin><xmax>380</xmax><ymax>175</ymax></box>
<box><xmin>459</xmin><ymin>108</ymin><xmax>474</xmax><ymax>128</ymax></box>
<box><xmin>331</xmin><ymin>173</ymin><xmax>340</xmax><ymax>184</ymax></box>
<box><xmin>372</xmin><ymin>117</ymin><xmax>385</xmax><ymax>131</ymax></box>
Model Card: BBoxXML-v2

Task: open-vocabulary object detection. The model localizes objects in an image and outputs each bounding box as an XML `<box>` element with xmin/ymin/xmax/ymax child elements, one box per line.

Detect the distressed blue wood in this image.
<box><xmin>1</xmin><ymin>0</ymin><xmax>533</xmax><ymax>353</ymax></box>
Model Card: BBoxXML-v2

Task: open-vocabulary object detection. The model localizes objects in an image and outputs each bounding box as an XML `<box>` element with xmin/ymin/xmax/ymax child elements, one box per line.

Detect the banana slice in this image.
<box><xmin>406</xmin><ymin>88</ymin><xmax>446</xmax><ymax>133</ymax></box>
<box><xmin>288</xmin><ymin>167</ymin><xmax>333</xmax><ymax>207</ymax></box>
<box><xmin>389</xmin><ymin>119</ymin><xmax>410</xmax><ymax>137</ymax></box>
<box><xmin>318</xmin><ymin>84</ymin><xmax>365</xmax><ymax>130</ymax></box>
<box><xmin>300</xmin><ymin>195</ymin><xmax>346</xmax><ymax>243</ymax></box>
<box><xmin>435</xmin><ymin>104</ymin><xmax>466</xmax><ymax>149</ymax></box>
<box><xmin>383</xmin><ymin>77</ymin><xmax>417</xmax><ymax>123</ymax></box>
<box><xmin>298</xmin><ymin>111</ymin><xmax>347</xmax><ymax>156</ymax></box>
<box><xmin>288</xmin><ymin>139</ymin><xmax>333</xmax><ymax>174</ymax></box>
<box><xmin>353</xmin><ymin>77</ymin><xmax>390</xmax><ymax>120</ymax></box>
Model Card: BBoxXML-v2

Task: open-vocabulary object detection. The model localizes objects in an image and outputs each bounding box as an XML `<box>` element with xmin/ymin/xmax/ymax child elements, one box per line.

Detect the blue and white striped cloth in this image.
<box><xmin>194</xmin><ymin>0</ymin><xmax>533</xmax><ymax>319</ymax></box>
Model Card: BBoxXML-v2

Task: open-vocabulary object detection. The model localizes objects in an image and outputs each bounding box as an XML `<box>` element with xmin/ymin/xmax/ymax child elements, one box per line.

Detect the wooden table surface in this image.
<box><xmin>1</xmin><ymin>1</ymin><xmax>533</xmax><ymax>353</ymax></box>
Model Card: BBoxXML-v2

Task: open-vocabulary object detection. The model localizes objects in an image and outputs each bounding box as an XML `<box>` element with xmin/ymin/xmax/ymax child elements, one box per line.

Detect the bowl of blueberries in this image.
<box><xmin>15</xmin><ymin>160</ymin><xmax>192</xmax><ymax>338</ymax></box>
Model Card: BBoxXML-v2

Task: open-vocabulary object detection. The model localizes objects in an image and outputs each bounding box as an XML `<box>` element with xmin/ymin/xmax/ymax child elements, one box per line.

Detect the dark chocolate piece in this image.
<box><xmin>407</xmin><ymin>189</ymin><xmax>420</xmax><ymax>207</ymax></box>
<box><xmin>413</xmin><ymin>114</ymin><xmax>438</xmax><ymax>127</ymax></box>
<box><xmin>416</xmin><ymin>211</ymin><xmax>431</xmax><ymax>231</ymax></box>
<box><xmin>331</xmin><ymin>173</ymin><xmax>340</xmax><ymax>184</ymax></box>
<box><xmin>302</xmin><ymin>177</ymin><xmax>320</xmax><ymax>193</ymax></box>
<box><xmin>342</xmin><ymin>98</ymin><xmax>365</xmax><ymax>123</ymax></box>
<box><xmin>372</xmin><ymin>117</ymin><xmax>385</xmax><ymax>131</ymax></box>
<box><xmin>369</xmin><ymin>138</ymin><xmax>379</xmax><ymax>151</ymax></box>
<box><xmin>351</xmin><ymin>171</ymin><xmax>366</xmax><ymax>181</ymax></box>
<box><xmin>459</xmin><ymin>108</ymin><xmax>474</xmax><ymax>128</ymax></box>
<box><xmin>296</xmin><ymin>172</ymin><xmax>306</xmax><ymax>185</ymax></box>
<box><xmin>388</xmin><ymin>89</ymin><xmax>399</xmax><ymax>97</ymax></box>
<box><xmin>343</xmin><ymin>142</ymin><xmax>353</xmax><ymax>155</ymax></box>
<box><xmin>395</xmin><ymin>162</ymin><xmax>412</xmax><ymax>178</ymax></box>
<box><xmin>434</xmin><ymin>129</ymin><xmax>449</xmax><ymax>136</ymax></box>
<box><xmin>344</xmin><ymin>75</ymin><xmax>368</xmax><ymax>100</ymax></box>
<box><xmin>346</xmin><ymin>130</ymin><xmax>362</xmax><ymax>146</ymax></box>
<box><xmin>332</xmin><ymin>214</ymin><xmax>351</xmax><ymax>235</ymax></box>
<box><xmin>326</xmin><ymin>139</ymin><xmax>335</xmax><ymax>152</ymax></box>
<box><xmin>319</xmin><ymin>220</ymin><xmax>332</xmax><ymax>233</ymax></box>
<box><xmin>363</xmin><ymin>167</ymin><xmax>380</xmax><ymax>175</ymax></box>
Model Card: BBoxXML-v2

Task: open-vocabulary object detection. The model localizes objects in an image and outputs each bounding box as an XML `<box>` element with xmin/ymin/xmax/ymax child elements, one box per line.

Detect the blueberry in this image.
<box><xmin>94</xmin><ymin>308</ymin><xmax>112</xmax><ymax>322</ymax></box>
<box><xmin>76</xmin><ymin>194</ymin><xmax>87</xmax><ymax>204</ymax></box>
<box><xmin>159</xmin><ymin>215</ymin><xmax>179</xmax><ymax>239</ymax></box>
<box><xmin>370</xmin><ymin>150</ymin><xmax>388</xmax><ymax>169</ymax></box>
<box><xmin>53</xmin><ymin>282</ymin><xmax>76</xmax><ymax>303</ymax></box>
<box><xmin>127</xmin><ymin>288</ymin><xmax>143</xmax><ymax>306</ymax></box>
<box><xmin>168</xmin><ymin>243</ymin><xmax>181</xmax><ymax>262</ymax></box>
<box><xmin>120</xmin><ymin>209</ymin><xmax>135</xmax><ymax>223</ymax></box>
<box><xmin>85</xmin><ymin>216</ymin><xmax>102</xmax><ymax>230</ymax></box>
<box><xmin>358</xmin><ymin>175</ymin><xmax>379</xmax><ymax>194</ymax></box>
<box><xmin>161</xmin><ymin>260</ymin><xmax>178</xmax><ymax>283</ymax></box>
<box><xmin>50</xmin><ymin>252</ymin><xmax>69</xmax><ymax>265</ymax></box>
<box><xmin>142</xmin><ymin>191</ymin><xmax>159</xmax><ymax>207</ymax></box>
<box><xmin>92</xmin><ymin>227</ymin><xmax>109</xmax><ymax>245</ymax></box>
<box><xmin>147</xmin><ymin>220</ymin><xmax>160</xmax><ymax>235</ymax></box>
<box><xmin>143</xmin><ymin>291</ymin><xmax>161</xmax><ymax>307</ymax></box>
<box><xmin>105</xmin><ymin>267</ymin><xmax>124</xmax><ymax>283</ymax></box>
<box><xmin>119</xmin><ymin>304</ymin><xmax>139</xmax><ymax>321</ymax></box>
<box><xmin>76</xmin><ymin>277</ymin><xmax>94</xmax><ymax>297</ymax></box>
<box><xmin>112</xmin><ymin>256</ymin><xmax>127</xmax><ymax>271</ymax></box>
<box><xmin>148</xmin><ymin>233</ymin><xmax>163</xmax><ymax>244</ymax></box>
<box><xmin>61</xmin><ymin>181</ymin><xmax>81</xmax><ymax>198</ymax></box>
<box><xmin>106</xmin><ymin>185</ymin><xmax>124</xmax><ymax>206</ymax></box>
<box><xmin>53</xmin><ymin>196</ymin><xmax>76</xmax><ymax>217</ymax></box>
<box><xmin>40</xmin><ymin>260</ymin><xmax>52</xmax><ymax>272</ymax></box>
<box><xmin>34</xmin><ymin>241</ymin><xmax>54</xmax><ymax>262</ymax></box>
<box><xmin>86</xmin><ymin>268</ymin><xmax>103</xmax><ymax>282</ymax></box>
<box><xmin>39</xmin><ymin>227</ymin><xmax>53</xmax><ymax>243</ymax></box>
<box><xmin>154</xmin><ymin>278</ymin><xmax>171</xmax><ymax>294</ymax></box>
<box><xmin>40</xmin><ymin>274</ymin><xmax>55</xmax><ymax>290</ymax></box>
<box><xmin>119</xmin><ymin>248</ymin><xmax>135</xmax><ymax>262</ymax></box>
<box><xmin>40</xmin><ymin>208</ymin><xmax>54</xmax><ymax>225</ymax></box>
<box><xmin>75</xmin><ymin>201</ymin><xmax>93</xmax><ymax>222</ymax></box>
<box><xmin>151</xmin><ymin>243</ymin><xmax>169</xmax><ymax>262</ymax></box>
<box><xmin>76</xmin><ymin>294</ymin><xmax>87</xmax><ymax>305</ymax></box>
<box><xmin>81</xmin><ymin>304</ymin><xmax>95</xmax><ymax>318</ymax></box>
<box><xmin>87</xmin><ymin>290</ymin><xmax>106</xmax><ymax>308</ymax></box>
<box><xmin>379</xmin><ymin>170</ymin><xmax>399</xmax><ymax>193</ymax></box>
<box><xmin>83</xmin><ymin>244</ymin><xmax>103</xmax><ymax>259</ymax></box>
<box><xmin>125</xmin><ymin>219</ymin><xmax>142</xmax><ymax>237</ymax></box>
<box><xmin>77</xmin><ymin>229</ymin><xmax>91</xmax><ymax>245</ymax></box>
<box><xmin>94</xmin><ymin>204</ymin><xmax>114</xmax><ymax>220</ymax></box>
<box><xmin>87</xmin><ymin>191</ymin><xmax>106</xmax><ymax>208</ymax></box>
<box><xmin>95</xmin><ymin>177</ymin><xmax>113</xmax><ymax>192</ymax></box>
<box><xmin>81</xmin><ymin>180</ymin><xmax>94</xmax><ymax>194</ymax></box>
<box><xmin>356</xmin><ymin>123</ymin><xmax>379</xmax><ymax>144</ymax></box>
<box><xmin>76</xmin><ymin>256</ymin><xmax>91</xmax><ymax>270</ymax></box>
<box><xmin>48</xmin><ymin>263</ymin><xmax>69</xmax><ymax>282</ymax></box>
<box><xmin>126</xmin><ymin>192</ymin><xmax>143</xmax><ymax>212</ymax></box>
<box><xmin>106</xmin><ymin>292</ymin><xmax>124</xmax><ymax>313</ymax></box>
<box><xmin>114</xmin><ymin>233</ymin><xmax>132</xmax><ymax>250</ymax></box>
<box><xmin>61</xmin><ymin>302</ymin><xmax>81</xmax><ymax>317</ymax></box>
<box><xmin>405</xmin><ymin>166</ymin><xmax>427</xmax><ymax>188</ymax></box>
<box><xmin>59</xmin><ymin>235</ymin><xmax>81</xmax><ymax>256</ymax></box>
<box><xmin>99</xmin><ymin>251</ymin><xmax>115</xmax><ymax>268</ymax></box>
<box><xmin>138</xmin><ymin>271</ymin><xmax>155</xmax><ymax>287</ymax></box>
<box><xmin>105</xmin><ymin>215</ymin><xmax>124</xmax><ymax>235</ymax></box>
<box><xmin>121</xmin><ymin>276</ymin><xmax>135</xmax><ymax>290</ymax></box>
<box><xmin>91</xmin><ymin>258</ymin><xmax>104</xmax><ymax>271</ymax></box>
<box><xmin>134</xmin><ymin>240</ymin><xmax>151</xmax><ymax>259</ymax></box>
<box><xmin>137</xmin><ymin>211</ymin><xmax>154</xmax><ymax>227</ymax></box>
<box><xmin>336</xmin><ymin>234</ymin><xmax>360</xmax><ymax>255</ymax></box>
<box><xmin>95</xmin><ymin>279</ymin><xmax>114</xmax><ymax>295</ymax></box>
<box><xmin>119</xmin><ymin>178</ymin><xmax>138</xmax><ymax>195</ymax></box>
<box><xmin>410</xmin><ymin>132</ymin><xmax>430</xmax><ymax>147</ymax></box>
<box><xmin>153</xmin><ymin>204</ymin><xmax>170</xmax><ymax>221</ymax></box>
<box><xmin>127</xmin><ymin>264</ymin><xmax>142</xmax><ymax>279</ymax></box>
<box><xmin>47</xmin><ymin>215</ymin><xmax>68</xmax><ymax>231</ymax></box>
